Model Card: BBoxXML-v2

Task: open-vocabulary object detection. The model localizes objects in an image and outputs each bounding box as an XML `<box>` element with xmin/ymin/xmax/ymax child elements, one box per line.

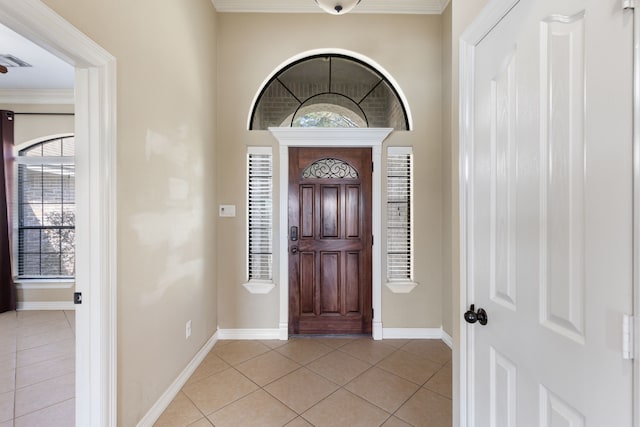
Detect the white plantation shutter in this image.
<box><xmin>387</xmin><ymin>147</ymin><xmax>413</xmax><ymax>281</ymax></box>
<box><xmin>247</xmin><ymin>147</ymin><xmax>273</xmax><ymax>281</ymax></box>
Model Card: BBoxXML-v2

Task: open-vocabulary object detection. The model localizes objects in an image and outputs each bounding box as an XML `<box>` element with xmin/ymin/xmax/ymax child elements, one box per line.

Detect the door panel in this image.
<box><xmin>320</xmin><ymin>251</ymin><xmax>339</xmax><ymax>313</ymax></box>
<box><xmin>465</xmin><ymin>0</ymin><xmax>633</xmax><ymax>425</ymax></box>
<box><xmin>289</xmin><ymin>147</ymin><xmax>372</xmax><ymax>335</ymax></box>
<box><xmin>346</xmin><ymin>186</ymin><xmax>360</xmax><ymax>238</ymax></box>
<box><xmin>301</xmin><ymin>186</ymin><xmax>314</xmax><ymax>238</ymax></box>
<box><xmin>321</xmin><ymin>186</ymin><xmax>339</xmax><ymax>238</ymax></box>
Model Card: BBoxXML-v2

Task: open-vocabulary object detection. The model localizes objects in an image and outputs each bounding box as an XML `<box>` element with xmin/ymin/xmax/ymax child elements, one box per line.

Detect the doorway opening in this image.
<box><xmin>0</xmin><ymin>3</ymin><xmax>117</xmax><ymax>425</ymax></box>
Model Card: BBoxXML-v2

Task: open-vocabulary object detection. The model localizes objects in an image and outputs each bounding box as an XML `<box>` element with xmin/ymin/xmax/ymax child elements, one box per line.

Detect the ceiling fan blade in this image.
<box><xmin>0</xmin><ymin>65</ymin><xmax>7</xmax><ymax>74</ymax></box>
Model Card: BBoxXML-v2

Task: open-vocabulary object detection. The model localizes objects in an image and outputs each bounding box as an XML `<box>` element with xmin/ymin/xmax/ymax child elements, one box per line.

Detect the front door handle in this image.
<box><xmin>464</xmin><ymin>304</ymin><xmax>488</xmax><ymax>325</ymax></box>
<box><xmin>291</xmin><ymin>246</ymin><xmax>298</xmax><ymax>254</ymax></box>
<box><xmin>290</xmin><ymin>226</ymin><xmax>298</xmax><ymax>241</ymax></box>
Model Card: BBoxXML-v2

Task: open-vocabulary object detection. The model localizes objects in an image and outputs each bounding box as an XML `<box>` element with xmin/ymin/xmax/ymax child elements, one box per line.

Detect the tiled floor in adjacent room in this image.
<box><xmin>0</xmin><ymin>310</ymin><xmax>75</xmax><ymax>427</ymax></box>
<box><xmin>155</xmin><ymin>337</ymin><xmax>452</xmax><ymax>427</ymax></box>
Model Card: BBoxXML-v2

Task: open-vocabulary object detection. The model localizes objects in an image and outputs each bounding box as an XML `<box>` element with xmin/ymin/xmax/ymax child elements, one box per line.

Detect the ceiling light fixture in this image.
<box><xmin>315</xmin><ymin>0</ymin><xmax>361</xmax><ymax>15</ymax></box>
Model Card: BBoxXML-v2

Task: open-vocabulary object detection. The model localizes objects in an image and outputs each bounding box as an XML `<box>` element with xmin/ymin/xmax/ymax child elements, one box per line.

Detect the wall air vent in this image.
<box><xmin>0</xmin><ymin>54</ymin><xmax>31</xmax><ymax>67</ymax></box>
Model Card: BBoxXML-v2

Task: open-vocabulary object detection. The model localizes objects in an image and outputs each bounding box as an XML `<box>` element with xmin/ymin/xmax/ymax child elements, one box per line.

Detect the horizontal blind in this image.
<box><xmin>387</xmin><ymin>149</ymin><xmax>413</xmax><ymax>281</ymax></box>
<box><xmin>248</xmin><ymin>150</ymin><xmax>273</xmax><ymax>280</ymax></box>
<box><xmin>17</xmin><ymin>158</ymin><xmax>75</xmax><ymax>278</ymax></box>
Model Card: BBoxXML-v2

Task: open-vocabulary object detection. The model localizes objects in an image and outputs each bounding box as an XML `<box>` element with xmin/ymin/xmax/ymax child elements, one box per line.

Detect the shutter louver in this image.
<box><xmin>248</xmin><ymin>152</ymin><xmax>273</xmax><ymax>280</ymax></box>
<box><xmin>387</xmin><ymin>150</ymin><xmax>412</xmax><ymax>281</ymax></box>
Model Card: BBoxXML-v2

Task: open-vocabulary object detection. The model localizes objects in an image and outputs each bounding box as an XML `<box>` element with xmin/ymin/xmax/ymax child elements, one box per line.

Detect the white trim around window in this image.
<box><xmin>15</xmin><ymin>279</ymin><xmax>74</xmax><ymax>289</ymax></box>
<box><xmin>13</xmin><ymin>135</ymin><xmax>76</xmax><ymax>281</ymax></box>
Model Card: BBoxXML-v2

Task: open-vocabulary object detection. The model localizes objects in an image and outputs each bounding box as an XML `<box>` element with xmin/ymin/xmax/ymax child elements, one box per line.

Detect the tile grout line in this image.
<box><xmin>177</xmin><ymin>339</ymin><xmax>451</xmax><ymax>427</ymax></box>
<box><xmin>13</xmin><ymin>396</ymin><xmax>74</xmax><ymax>421</ymax></box>
<box><xmin>6</xmin><ymin>311</ymin><xmax>76</xmax><ymax>427</ymax></box>
<box><xmin>260</xmin><ymin>344</ymin><xmax>400</xmax><ymax>424</ymax></box>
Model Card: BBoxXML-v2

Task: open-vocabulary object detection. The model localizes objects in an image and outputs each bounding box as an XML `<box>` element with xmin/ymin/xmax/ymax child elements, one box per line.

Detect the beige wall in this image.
<box><xmin>216</xmin><ymin>13</ymin><xmax>444</xmax><ymax>330</ymax></box>
<box><xmin>0</xmin><ymin>104</ymin><xmax>74</xmax><ymax>145</ymax></box>
<box><xmin>39</xmin><ymin>1</ymin><xmax>218</xmax><ymax>425</ymax></box>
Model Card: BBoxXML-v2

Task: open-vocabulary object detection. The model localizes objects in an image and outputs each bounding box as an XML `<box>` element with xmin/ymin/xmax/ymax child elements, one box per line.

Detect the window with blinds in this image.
<box><xmin>387</xmin><ymin>147</ymin><xmax>413</xmax><ymax>282</ymax></box>
<box><xmin>16</xmin><ymin>135</ymin><xmax>75</xmax><ymax>278</ymax></box>
<box><xmin>247</xmin><ymin>147</ymin><xmax>273</xmax><ymax>281</ymax></box>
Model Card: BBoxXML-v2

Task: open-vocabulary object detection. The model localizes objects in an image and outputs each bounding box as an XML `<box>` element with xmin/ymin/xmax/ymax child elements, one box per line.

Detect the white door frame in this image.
<box><xmin>270</xmin><ymin>127</ymin><xmax>392</xmax><ymax>341</ymax></box>
<box><xmin>0</xmin><ymin>1</ymin><xmax>117</xmax><ymax>426</ymax></box>
<box><xmin>629</xmin><ymin>3</ymin><xmax>640</xmax><ymax>426</ymax></box>
<box><xmin>460</xmin><ymin>0</ymin><xmax>639</xmax><ymax>425</ymax></box>
<box><xmin>459</xmin><ymin>2</ymin><xmax>519</xmax><ymax>422</ymax></box>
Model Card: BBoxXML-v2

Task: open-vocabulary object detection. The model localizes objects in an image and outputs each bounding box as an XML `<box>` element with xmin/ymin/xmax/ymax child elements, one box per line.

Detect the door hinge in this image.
<box><xmin>372</xmin><ymin>162</ymin><xmax>374</xmax><ymax>173</ymax></box>
<box><xmin>624</xmin><ymin>0</ymin><xmax>636</xmax><ymax>9</ymax></box>
<box><xmin>622</xmin><ymin>314</ymin><xmax>634</xmax><ymax>359</ymax></box>
<box><xmin>74</xmin><ymin>292</ymin><xmax>83</xmax><ymax>305</ymax></box>
<box><xmin>372</xmin><ymin>235</ymin><xmax>374</xmax><ymax>246</ymax></box>
<box><xmin>372</xmin><ymin>308</ymin><xmax>374</xmax><ymax>318</ymax></box>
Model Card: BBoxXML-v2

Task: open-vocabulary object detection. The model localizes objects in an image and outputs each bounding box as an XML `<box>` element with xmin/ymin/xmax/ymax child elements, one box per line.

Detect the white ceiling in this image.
<box><xmin>0</xmin><ymin>0</ymin><xmax>447</xmax><ymax>97</ymax></box>
<box><xmin>211</xmin><ymin>0</ymin><xmax>450</xmax><ymax>14</ymax></box>
<box><xmin>0</xmin><ymin>22</ymin><xmax>74</xmax><ymax>91</ymax></box>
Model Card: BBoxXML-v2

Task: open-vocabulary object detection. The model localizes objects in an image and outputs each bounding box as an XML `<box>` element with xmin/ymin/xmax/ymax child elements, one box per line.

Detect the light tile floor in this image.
<box><xmin>155</xmin><ymin>337</ymin><xmax>452</xmax><ymax>427</ymax></box>
<box><xmin>0</xmin><ymin>311</ymin><xmax>452</xmax><ymax>427</ymax></box>
<box><xmin>0</xmin><ymin>310</ymin><xmax>75</xmax><ymax>427</ymax></box>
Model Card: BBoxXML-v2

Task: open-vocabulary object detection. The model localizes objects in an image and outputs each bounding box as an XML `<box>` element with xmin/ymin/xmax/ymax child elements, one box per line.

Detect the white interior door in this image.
<box><xmin>462</xmin><ymin>0</ymin><xmax>634</xmax><ymax>425</ymax></box>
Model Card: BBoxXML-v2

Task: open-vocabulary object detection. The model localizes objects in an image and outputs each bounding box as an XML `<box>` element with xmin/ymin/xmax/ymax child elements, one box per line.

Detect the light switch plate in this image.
<box><xmin>219</xmin><ymin>205</ymin><xmax>236</xmax><ymax>217</ymax></box>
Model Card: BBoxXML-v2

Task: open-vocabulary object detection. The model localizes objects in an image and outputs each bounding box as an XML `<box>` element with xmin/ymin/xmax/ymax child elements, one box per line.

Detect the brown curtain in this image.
<box><xmin>0</xmin><ymin>110</ymin><xmax>15</xmax><ymax>313</ymax></box>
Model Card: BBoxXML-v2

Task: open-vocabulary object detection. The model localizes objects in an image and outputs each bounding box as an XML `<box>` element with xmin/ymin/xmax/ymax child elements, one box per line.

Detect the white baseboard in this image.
<box><xmin>215</xmin><ymin>328</ymin><xmax>451</xmax><ymax>343</ymax></box>
<box><xmin>217</xmin><ymin>328</ymin><xmax>281</xmax><ymax>340</ymax></box>
<box><xmin>441</xmin><ymin>328</ymin><xmax>453</xmax><ymax>349</ymax></box>
<box><xmin>17</xmin><ymin>301</ymin><xmax>75</xmax><ymax>311</ymax></box>
<box><xmin>278</xmin><ymin>323</ymin><xmax>288</xmax><ymax>340</ymax></box>
<box><xmin>382</xmin><ymin>327</ymin><xmax>443</xmax><ymax>340</ymax></box>
<box><xmin>136</xmin><ymin>332</ymin><xmax>218</xmax><ymax>427</ymax></box>
<box><xmin>373</xmin><ymin>320</ymin><xmax>383</xmax><ymax>341</ymax></box>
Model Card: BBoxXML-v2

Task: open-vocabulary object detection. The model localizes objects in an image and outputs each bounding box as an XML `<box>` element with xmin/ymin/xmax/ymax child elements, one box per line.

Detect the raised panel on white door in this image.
<box><xmin>490</xmin><ymin>347</ymin><xmax>517</xmax><ymax>427</ymax></box>
<box><xmin>539</xmin><ymin>12</ymin><xmax>586</xmax><ymax>345</ymax></box>
<box><xmin>490</xmin><ymin>49</ymin><xmax>517</xmax><ymax>311</ymax></box>
<box><xmin>540</xmin><ymin>385</ymin><xmax>585</xmax><ymax>427</ymax></box>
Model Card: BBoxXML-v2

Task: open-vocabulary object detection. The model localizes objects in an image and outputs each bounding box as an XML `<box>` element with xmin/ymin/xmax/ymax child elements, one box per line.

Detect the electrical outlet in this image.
<box><xmin>186</xmin><ymin>320</ymin><xmax>191</xmax><ymax>339</ymax></box>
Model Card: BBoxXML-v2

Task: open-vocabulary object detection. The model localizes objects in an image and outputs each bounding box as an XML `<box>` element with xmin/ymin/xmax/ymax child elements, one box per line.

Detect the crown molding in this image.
<box><xmin>0</xmin><ymin>88</ymin><xmax>74</xmax><ymax>104</ymax></box>
<box><xmin>211</xmin><ymin>0</ymin><xmax>449</xmax><ymax>14</ymax></box>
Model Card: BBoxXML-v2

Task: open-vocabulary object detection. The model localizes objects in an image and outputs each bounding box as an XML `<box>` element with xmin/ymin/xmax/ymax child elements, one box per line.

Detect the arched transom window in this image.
<box><xmin>250</xmin><ymin>54</ymin><xmax>410</xmax><ymax>130</ymax></box>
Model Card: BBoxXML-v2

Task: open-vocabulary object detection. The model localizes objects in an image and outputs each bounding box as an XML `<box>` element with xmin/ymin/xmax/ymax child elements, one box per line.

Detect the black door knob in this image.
<box><xmin>464</xmin><ymin>304</ymin><xmax>488</xmax><ymax>325</ymax></box>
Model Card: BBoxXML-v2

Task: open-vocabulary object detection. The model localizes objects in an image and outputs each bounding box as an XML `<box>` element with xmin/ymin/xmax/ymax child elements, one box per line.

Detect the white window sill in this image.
<box><xmin>15</xmin><ymin>279</ymin><xmax>75</xmax><ymax>290</ymax></box>
<box><xmin>242</xmin><ymin>280</ymin><xmax>276</xmax><ymax>294</ymax></box>
<box><xmin>385</xmin><ymin>281</ymin><xmax>418</xmax><ymax>294</ymax></box>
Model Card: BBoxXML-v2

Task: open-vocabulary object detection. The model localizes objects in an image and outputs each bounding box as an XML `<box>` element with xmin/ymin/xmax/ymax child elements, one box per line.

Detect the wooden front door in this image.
<box><xmin>288</xmin><ymin>147</ymin><xmax>372</xmax><ymax>335</ymax></box>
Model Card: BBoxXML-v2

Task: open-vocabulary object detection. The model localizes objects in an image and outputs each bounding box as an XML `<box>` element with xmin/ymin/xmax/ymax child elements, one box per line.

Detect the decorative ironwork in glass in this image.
<box><xmin>302</xmin><ymin>158</ymin><xmax>359</xmax><ymax>179</ymax></box>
